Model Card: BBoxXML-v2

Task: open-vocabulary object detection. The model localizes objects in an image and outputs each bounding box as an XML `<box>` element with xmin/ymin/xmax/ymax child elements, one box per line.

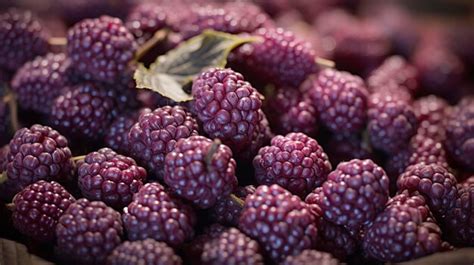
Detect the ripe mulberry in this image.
<box><xmin>282</xmin><ymin>250</ymin><xmax>340</xmax><ymax>265</ymax></box>
<box><xmin>445</xmin><ymin>100</ymin><xmax>474</xmax><ymax>170</ymax></box>
<box><xmin>444</xmin><ymin>184</ymin><xmax>474</xmax><ymax>246</ymax></box>
<box><xmin>107</xmin><ymin>239</ymin><xmax>182</xmax><ymax>265</ymax></box>
<box><xmin>413</xmin><ymin>95</ymin><xmax>450</xmax><ymax>142</ymax></box>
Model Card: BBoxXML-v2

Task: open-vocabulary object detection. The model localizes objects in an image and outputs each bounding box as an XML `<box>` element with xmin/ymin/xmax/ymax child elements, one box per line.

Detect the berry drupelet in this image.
<box><xmin>209</xmin><ymin>185</ymin><xmax>255</xmax><ymax>226</ymax></box>
<box><xmin>164</xmin><ymin>136</ymin><xmax>238</xmax><ymax>209</ymax></box>
<box><xmin>239</xmin><ymin>184</ymin><xmax>318</xmax><ymax>262</ymax></box>
<box><xmin>128</xmin><ymin>105</ymin><xmax>198</xmax><ymax>180</ymax></box>
<box><xmin>11</xmin><ymin>180</ymin><xmax>75</xmax><ymax>242</ymax></box>
<box><xmin>67</xmin><ymin>16</ymin><xmax>137</xmax><ymax>83</ymax></box>
<box><xmin>56</xmin><ymin>198</ymin><xmax>123</xmax><ymax>265</ymax></box>
<box><xmin>413</xmin><ymin>95</ymin><xmax>450</xmax><ymax>142</ymax></box>
<box><xmin>445</xmin><ymin>99</ymin><xmax>474</xmax><ymax>170</ymax></box>
<box><xmin>107</xmin><ymin>239</ymin><xmax>182</xmax><ymax>265</ymax></box>
<box><xmin>122</xmin><ymin>182</ymin><xmax>196</xmax><ymax>247</ymax></box>
<box><xmin>282</xmin><ymin>250</ymin><xmax>340</xmax><ymax>265</ymax></box>
<box><xmin>253</xmin><ymin>132</ymin><xmax>331</xmax><ymax>197</ymax></box>
<box><xmin>444</xmin><ymin>184</ymin><xmax>474</xmax><ymax>246</ymax></box>
<box><xmin>306</xmin><ymin>68</ymin><xmax>369</xmax><ymax>134</ymax></box>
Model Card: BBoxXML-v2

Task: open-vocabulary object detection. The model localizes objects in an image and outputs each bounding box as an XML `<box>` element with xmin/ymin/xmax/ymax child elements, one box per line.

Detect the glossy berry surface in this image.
<box><xmin>107</xmin><ymin>239</ymin><xmax>182</xmax><ymax>265</ymax></box>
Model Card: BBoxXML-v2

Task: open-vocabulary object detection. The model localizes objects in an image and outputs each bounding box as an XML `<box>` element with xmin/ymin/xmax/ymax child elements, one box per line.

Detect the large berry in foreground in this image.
<box><xmin>210</xmin><ymin>185</ymin><xmax>255</xmax><ymax>226</ymax></box>
<box><xmin>445</xmin><ymin>100</ymin><xmax>474</xmax><ymax>170</ymax></box>
<box><xmin>107</xmin><ymin>239</ymin><xmax>182</xmax><ymax>265</ymax></box>
<box><xmin>239</xmin><ymin>184</ymin><xmax>318</xmax><ymax>262</ymax></box>
<box><xmin>164</xmin><ymin>136</ymin><xmax>237</xmax><ymax>209</ymax></box>
<box><xmin>67</xmin><ymin>16</ymin><xmax>137</xmax><ymax>83</ymax></box>
<box><xmin>0</xmin><ymin>8</ymin><xmax>49</xmax><ymax>71</ymax></box>
<box><xmin>282</xmin><ymin>250</ymin><xmax>340</xmax><ymax>265</ymax></box>
<box><xmin>56</xmin><ymin>198</ymin><xmax>123</xmax><ymax>265</ymax></box>
<box><xmin>122</xmin><ymin>183</ymin><xmax>195</xmax><ymax>247</ymax></box>
<box><xmin>253</xmin><ymin>132</ymin><xmax>331</xmax><ymax>197</ymax></box>
<box><xmin>78</xmin><ymin>148</ymin><xmax>147</xmax><ymax>209</ymax></box>
<box><xmin>320</xmin><ymin>159</ymin><xmax>389</xmax><ymax>230</ymax></box>
<box><xmin>201</xmin><ymin>227</ymin><xmax>264</xmax><ymax>265</ymax></box>
<box><xmin>12</xmin><ymin>180</ymin><xmax>75</xmax><ymax>242</ymax></box>
<box><xmin>128</xmin><ymin>106</ymin><xmax>198</xmax><ymax>179</ymax></box>
<box><xmin>444</xmin><ymin>184</ymin><xmax>474</xmax><ymax>246</ymax></box>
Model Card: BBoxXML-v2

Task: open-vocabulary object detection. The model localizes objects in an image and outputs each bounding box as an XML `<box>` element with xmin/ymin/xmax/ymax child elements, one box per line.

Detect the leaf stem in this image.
<box><xmin>5</xmin><ymin>93</ymin><xmax>19</xmax><ymax>132</ymax></box>
<box><xmin>134</xmin><ymin>29</ymin><xmax>169</xmax><ymax>62</ymax></box>
<box><xmin>315</xmin><ymin>57</ymin><xmax>335</xmax><ymax>68</ymax></box>
<box><xmin>71</xmin><ymin>155</ymin><xmax>86</xmax><ymax>163</ymax></box>
<box><xmin>229</xmin><ymin>194</ymin><xmax>245</xmax><ymax>207</ymax></box>
<box><xmin>48</xmin><ymin>37</ymin><xmax>67</xmax><ymax>46</ymax></box>
<box><xmin>0</xmin><ymin>171</ymin><xmax>7</xmax><ymax>185</ymax></box>
<box><xmin>205</xmin><ymin>139</ymin><xmax>221</xmax><ymax>171</ymax></box>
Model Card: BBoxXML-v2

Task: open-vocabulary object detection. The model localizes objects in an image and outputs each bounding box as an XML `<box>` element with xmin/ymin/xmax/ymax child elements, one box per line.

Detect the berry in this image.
<box><xmin>0</xmin><ymin>8</ymin><xmax>49</xmax><ymax>71</ymax></box>
<box><xmin>191</xmin><ymin>68</ymin><xmax>265</xmax><ymax>154</ymax></box>
<box><xmin>229</xmin><ymin>27</ymin><xmax>317</xmax><ymax>87</ymax></box>
<box><xmin>57</xmin><ymin>0</ymin><xmax>132</xmax><ymax>26</ymax></box>
<box><xmin>184</xmin><ymin>223</ymin><xmax>227</xmax><ymax>265</ymax></box>
<box><xmin>125</xmin><ymin>2</ymin><xmax>169</xmax><ymax>45</ymax></box>
<box><xmin>397</xmin><ymin>163</ymin><xmax>457</xmax><ymax>217</ymax></box>
<box><xmin>462</xmin><ymin>176</ymin><xmax>474</xmax><ymax>187</ymax></box>
<box><xmin>51</xmin><ymin>82</ymin><xmax>118</xmax><ymax>140</ymax></box>
<box><xmin>444</xmin><ymin>184</ymin><xmax>474</xmax><ymax>246</ymax></box>
<box><xmin>445</xmin><ymin>100</ymin><xmax>474</xmax><ymax>170</ymax></box>
<box><xmin>324</xmin><ymin>134</ymin><xmax>373</xmax><ymax>167</ymax></box>
<box><xmin>282</xmin><ymin>250</ymin><xmax>340</xmax><ymax>265</ymax></box>
<box><xmin>363</xmin><ymin>191</ymin><xmax>442</xmax><ymax>262</ymax></box>
<box><xmin>164</xmin><ymin>136</ymin><xmax>238</xmax><ymax>209</ymax></box>
<box><xmin>78</xmin><ymin>148</ymin><xmax>147</xmax><ymax>209</ymax></box>
<box><xmin>201</xmin><ymin>227</ymin><xmax>264</xmax><ymax>265</ymax></box>
<box><xmin>128</xmin><ymin>106</ymin><xmax>199</xmax><ymax>180</ymax></box>
<box><xmin>306</xmin><ymin>68</ymin><xmax>369</xmax><ymax>134</ymax></box>
<box><xmin>253</xmin><ymin>132</ymin><xmax>331</xmax><ymax>197</ymax></box>
<box><xmin>367</xmin><ymin>92</ymin><xmax>417</xmax><ymax>153</ymax></box>
<box><xmin>413</xmin><ymin>96</ymin><xmax>450</xmax><ymax>142</ymax></box>
<box><xmin>67</xmin><ymin>16</ymin><xmax>137</xmax><ymax>83</ymax></box>
<box><xmin>5</xmin><ymin>124</ymin><xmax>73</xmax><ymax>195</ymax></box>
<box><xmin>11</xmin><ymin>53</ymin><xmax>72</xmax><ymax>114</ymax></box>
<box><xmin>320</xmin><ymin>159</ymin><xmax>389</xmax><ymax>230</ymax></box>
<box><xmin>56</xmin><ymin>198</ymin><xmax>123</xmax><ymax>265</ymax></box>
<box><xmin>239</xmin><ymin>184</ymin><xmax>318</xmax><ymax>262</ymax></box>
<box><xmin>237</xmin><ymin>109</ymin><xmax>273</xmax><ymax>162</ymax></box>
<box><xmin>107</xmin><ymin>239</ymin><xmax>182</xmax><ymax>265</ymax></box>
<box><xmin>209</xmin><ymin>185</ymin><xmax>255</xmax><ymax>226</ymax></box>
<box><xmin>11</xmin><ymin>180</ymin><xmax>75</xmax><ymax>242</ymax></box>
<box><xmin>122</xmin><ymin>182</ymin><xmax>195</xmax><ymax>247</ymax></box>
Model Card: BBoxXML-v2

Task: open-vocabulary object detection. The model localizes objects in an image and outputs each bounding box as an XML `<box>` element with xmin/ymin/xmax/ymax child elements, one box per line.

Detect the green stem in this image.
<box><xmin>229</xmin><ymin>194</ymin><xmax>245</xmax><ymax>207</ymax></box>
<box><xmin>134</xmin><ymin>29</ymin><xmax>169</xmax><ymax>62</ymax></box>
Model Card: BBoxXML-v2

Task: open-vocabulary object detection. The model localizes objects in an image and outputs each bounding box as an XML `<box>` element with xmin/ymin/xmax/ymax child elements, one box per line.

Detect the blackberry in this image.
<box><xmin>363</xmin><ymin>191</ymin><xmax>442</xmax><ymax>262</ymax></box>
<box><xmin>229</xmin><ymin>27</ymin><xmax>317</xmax><ymax>87</ymax></box>
<box><xmin>444</xmin><ymin>184</ymin><xmax>474</xmax><ymax>246</ymax></box>
<box><xmin>209</xmin><ymin>185</ymin><xmax>255</xmax><ymax>226</ymax></box>
<box><xmin>0</xmin><ymin>8</ymin><xmax>49</xmax><ymax>71</ymax></box>
<box><xmin>104</xmin><ymin>108</ymin><xmax>151</xmax><ymax>155</ymax></box>
<box><xmin>253</xmin><ymin>133</ymin><xmax>331</xmax><ymax>197</ymax></box>
<box><xmin>56</xmin><ymin>198</ymin><xmax>123</xmax><ymax>265</ymax></box>
<box><xmin>413</xmin><ymin>96</ymin><xmax>450</xmax><ymax>142</ymax></box>
<box><xmin>125</xmin><ymin>2</ymin><xmax>169</xmax><ymax>45</ymax></box>
<box><xmin>164</xmin><ymin>136</ymin><xmax>238</xmax><ymax>209</ymax></box>
<box><xmin>282</xmin><ymin>250</ymin><xmax>340</xmax><ymax>265</ymax></box>
<box><xmin>11</xmin><ymin>180</ymin><xmax>75</xmax><ymax>242</ymax></box>
<box><xmin>325</xmin><ymin>134</ymin><xmax>373</xmax><ymax>167</ymax></box>
<box><xmin>445</xmin><ymin>100</ymin><xmax>474</xmax><ymax>170</ymax></box>
<box><xmin>367</xmin><ymin>56</ymin><xmax>419</xmax><ymax>96</ymax></box>
<box><xmin>128</xmin><ymin>106</ymin><xmax>199</xmax><ymax>180</ymax></box>
<box><xmin>107</xmin><ymin>239</ymin><xmax>182</xmax><ymax>265</ymax></box>
<box><xmin>11</xmin><ymin>53</ymin><xmax>72</xmax><ymax>114</ymax></box>
<box><xmin>67</xmin><ymin>16</ymin><xmax>137</xmax><ymax>83</ymax></box>
<box><xmin>306</xmin><ymin>68</ymin><xmax>369</xmax><ymax>134</ymax></box>
<box><xmin>367</xmin><ymin>92</ymin><xmax>417</xmax><ymax>153</ymax></box>
<box><xmin>239</xmin><ymin>184</ymin><xmax>318</xmax><ymax>262</ymax></box>
<box><xmin>5</xmin><ymin>124</ymin><xmax>73</xmax><ymax>195</ymax></box>
<box><xmin>201</xmin><ymin>227</ymin><xmax>264</xmax><ymax>265</ymax></box>
<box><xmin>184</xmin><ymin>223</ymin><xmax>227</xmax><ymax>265</ymax></box>
<box><xmin>77</xmin><ymin>148</ymin><xmax>147</xmax><ymax>209</ymax></box>
<box><xmin>320</xmin><ymin>159</ymin><xmax>389</xmax><ymax>230</ymax></box>
<box><xmin>397</xmin><ymin>163</ymin><xmax>457</xmax><ymax>217</ymax></box>
<box><xmin>122</xmin><ymin>182</ymin><xmax>196</xmax><ymax>247</ymax></box>
<box><xmin>191</xmin><ymin>68</ymin><xmax>265</xmax><ymax>154</ymax></box>
<box><xmin>51</xmin><ymin>82</ymin><xmax>118</xmax><ymax>140</ymax></box>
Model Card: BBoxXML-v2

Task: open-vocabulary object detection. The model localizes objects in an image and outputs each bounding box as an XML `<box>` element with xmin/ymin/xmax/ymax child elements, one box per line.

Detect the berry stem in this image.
<box><xmin>229</xmin><ymin>193</ymin><xmax>245</xmax><ymax>207</ymax></box>
<box><xmin>0</xmin><ymin>171</ymin><xmax>7</xmax><ymax>185</ymax></box>
<box><xmin>315</xmin><ymin>57</ymin><xmax>335</xmax><ymax>68</ymax></box>
<box><xmin>48</xmin><ymin>37</ymin><xmax>67</xmax><ymax>46</ymax></box>
<box><xmin>4</xmin><ymin>93</ymin><xmax>20</xmax><ymax>132</ymax></box>
<box><xmin>205</xmin><ymin>139</ymin><xmax>221</xmax><ymax>170</ymax></box>
<box><xmin>134</xmin><ymin>29</ymin><xmax>169</xmax><ymax>62</ymax></box>
<box><xmin>71</xmin><ymin>155</ymin><xmax>86</xmax><ymax>163</ymax></box>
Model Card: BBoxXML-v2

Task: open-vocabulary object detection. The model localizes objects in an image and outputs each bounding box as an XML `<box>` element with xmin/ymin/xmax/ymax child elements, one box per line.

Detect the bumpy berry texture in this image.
<box><xmin>191</xmin><ymin>68</ymin><xmax>265</xmax><ymax>154</ymax></box>
<box><xmin>164</xmin><ymin>136</ymin><xmax>238</xmax><ymax>209</ymax></box>
<box><xmin>444</xmin><ymin>184</ymin><xmax>474</xmax><ymax>246</ymax></box>
<box><xmin>253</xmin><ymin>132</ymin><xmax>331</xmax><ymax>197</ymax></box>
<box><xmin>56</xmin><ymin>198</ymin><xmax>123</xmax><ymax>265</ymax></box>
<box><xmin>306</xmin><ymin>68</ymin><xmax>368</xmax><ymax>133</ymax></box>
<box><xmin>11</xmin><ymin>180</ymin><xmax>75</xmax><ymax>242</ymax></box>
<box><xmin>5</xmin><ymin>124</ymin><xmax>73</xmax><ymax>195</ymax></box>
<box><xmin>282</xmin><ymin>250</ymin><xmax>340</xmax><ymax>265</ymax></box>
<box><xmin>413</xmin><ymin>96</ymin><xmax>450</xmax><ymax>142</ymax></box>
<box><xmin>11</xmin><ymin>53</ymin><xmax>71</xmax><ymax>114</ymax></box>
<box><xmin>324</xmin><ymin>134</ymin><xmax>373</xmax><ymax>167</ymax></box>
<box><xmin>210</xmin><ymin>185</ymin><xmax>255</xmax><ymax>226</ymax></box>
<box><xmin>122</xmin><ymin>182</ymin><xmax>195</xmax><ymax>247</ymax></box>
<box><xmin>128</xmin><ymin>106</ymin><xmax>198</xmax><ymax>179</ymax></box>
<box><xmin>184</xmin><ymin>223</ymin><xmax>227</xmax><ymax>265</ymax></box>
<box><xmin>367</xmin><ymin>92</ymin><xmax>417</xmax><ymax>153</ymax></box>
<box><xmin>230</xmin><ymin>28</ymin><xmax>317</xmax><ymax>87</ymax></box>
<box><xmin>445</xmin><ymin>100</ymin><xmax>474</xmax><ymax>170</ymax></box>
<box><xmin>0</xmin><ymin>9</ymin><xmax>49</xmax><ymax>71</ymax></box>
<box><xmin>320</xmin><ymin>159</ymin><xmax>389</xmax><ymax>230</ymax></box>
<box><xmin>67</xmin><ymin>16</ymin><xmax>137</xmax><ymax>83</ymax></box>
<box><xmin>125</xmin><ymin>2</ymin><xmax>169</xmax><ymax>45</ymax></box>
<box><xmin>398</xmin><ymin>163</ymin><xmax>457</xmax><ymax>217</ymax></box>
<box><xmin>363</xmin><ymin>191</ymin><xmax>442</xmax><ymax>262</ymax></box>
<box><xmin>239</xmin><ymin>184</ymin><xmax>318</xmax><ymax>262</ymax></box>
<box><xmin>237</xmin><ymin>110</ymin><xmax>273</xmax><ymax>161</ymax></box>
<box><xmin>51</xmin><ymin>82</ymin><xmax>118</xmax><ymax>140</ymax></box>
<box><xmin>201</xmin><ymin>227</ymin><xmax>264</xmax><ymax>265</ymax></box>
<box><xmin>78</xmin><ymin>148</ymin><xmax>147</xmax><ymax>209</ymax></box>
<box><xmin>107</xmin><ymin>239</ymin><xmax>182</xmax><ymax>265</ymax></box>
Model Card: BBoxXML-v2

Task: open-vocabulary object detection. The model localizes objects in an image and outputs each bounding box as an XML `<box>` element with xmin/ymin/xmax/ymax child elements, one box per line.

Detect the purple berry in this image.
<box><xmin>209</xmin><ymin>185</ymin><xmax>255</xmax><ymax>226</ymax></box>
<box><xmin>413</xmin><ymin>95</ymin><xmax>450</xmax><ymax>142</ymax></box>
<box><xmin>184</xmin><ymin>223</ymin><xmax>227</xmax><ymax>265</ymax></box>
<box><xmin>125</xmin><ymin>2</ymin><xmax>169</xmax><ymax>45</ymax></box>
<box><xmin>444</xmin><ymin>184</ymin><xmax>474</xmax><ymax>246</ymax></box>
<box><xmin>445</xmin><ymin>99</ymin><xmax>474</xmax><ymax>170</ymax></box>
<box><xmin>107</xmin><ymin>239</ymin><xmax>182</xmax><ymax>265</ymax></box>
<box><xmin>282</xmin><ymin>250</ymin><xmax>340</xmax><ymax>265</ymax></box>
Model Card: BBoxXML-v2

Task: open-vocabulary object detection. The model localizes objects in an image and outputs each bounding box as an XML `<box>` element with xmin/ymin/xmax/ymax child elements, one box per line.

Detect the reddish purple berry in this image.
<box><xmin>444</xmin><ymin>184</ymin><xmax>474</xmax><ymax>246</ymax></box>
<box><xmin>107</xmin><ymin>239</ymin><xmax>182</xmax><ymax>265</ymax></box>
<box><xmin>445</xmin><ymin>99</ymin><xmax>474</xmax><ymax>170</ymax></box>
<box><xmin>368</xmin><ymin>56</ymin><xmax>419</xmax><ymax>96</ymax></box>
<box><xmin>413</xmin><ymin>95</ymin><xmax>450</xmax><ymax>142</ymax></box>
<box><xmin>209</xmin><ymin>185</ymin><xmax>255</xmax><ymax>226</ymax></box>
<box><xmin>125</xmin><ymin>2</ymin><xmax>169</xmax><ymax>45</ymax></box>
<box><xmin>282</xmin><ymin>250</ymin><xmax>340</xmax><ymax>265</ymax></box>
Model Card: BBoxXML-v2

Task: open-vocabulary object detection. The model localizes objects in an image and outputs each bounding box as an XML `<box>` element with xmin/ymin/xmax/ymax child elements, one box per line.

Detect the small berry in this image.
<box><xmin>282</xmin><ymin>250</ymin><xmax>340</xmax><ymax>265</ymax></box>
<box><xmin>445</xmin><ymin>100</ymin><xmax>474</xmax><ymax>170</ymax></box>
<box><xmin>444</xmin><ymin>184</ymin><xmax>474</xmax><ymax>246</ymax></box>
<box><xmin>107</xmin><ymin>239</ymin><xmax>182</xmax><ymax>265</ymax></box>
<box><xmin>413</xmin><ymin>95</ymin><xmax>450</xmax><ymax>142</ymax></box>
<box><xmin>209</xmin><ymin>185</ymin><xmax>255</xmax><ymax>226</ymax></box>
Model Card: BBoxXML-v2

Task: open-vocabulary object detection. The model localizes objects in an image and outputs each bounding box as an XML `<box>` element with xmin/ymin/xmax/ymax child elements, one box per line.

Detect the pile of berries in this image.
<box><xmin>0</xmin><ymin>1</ymin><xmax>473</xmax><ymax>265</ymax></box>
